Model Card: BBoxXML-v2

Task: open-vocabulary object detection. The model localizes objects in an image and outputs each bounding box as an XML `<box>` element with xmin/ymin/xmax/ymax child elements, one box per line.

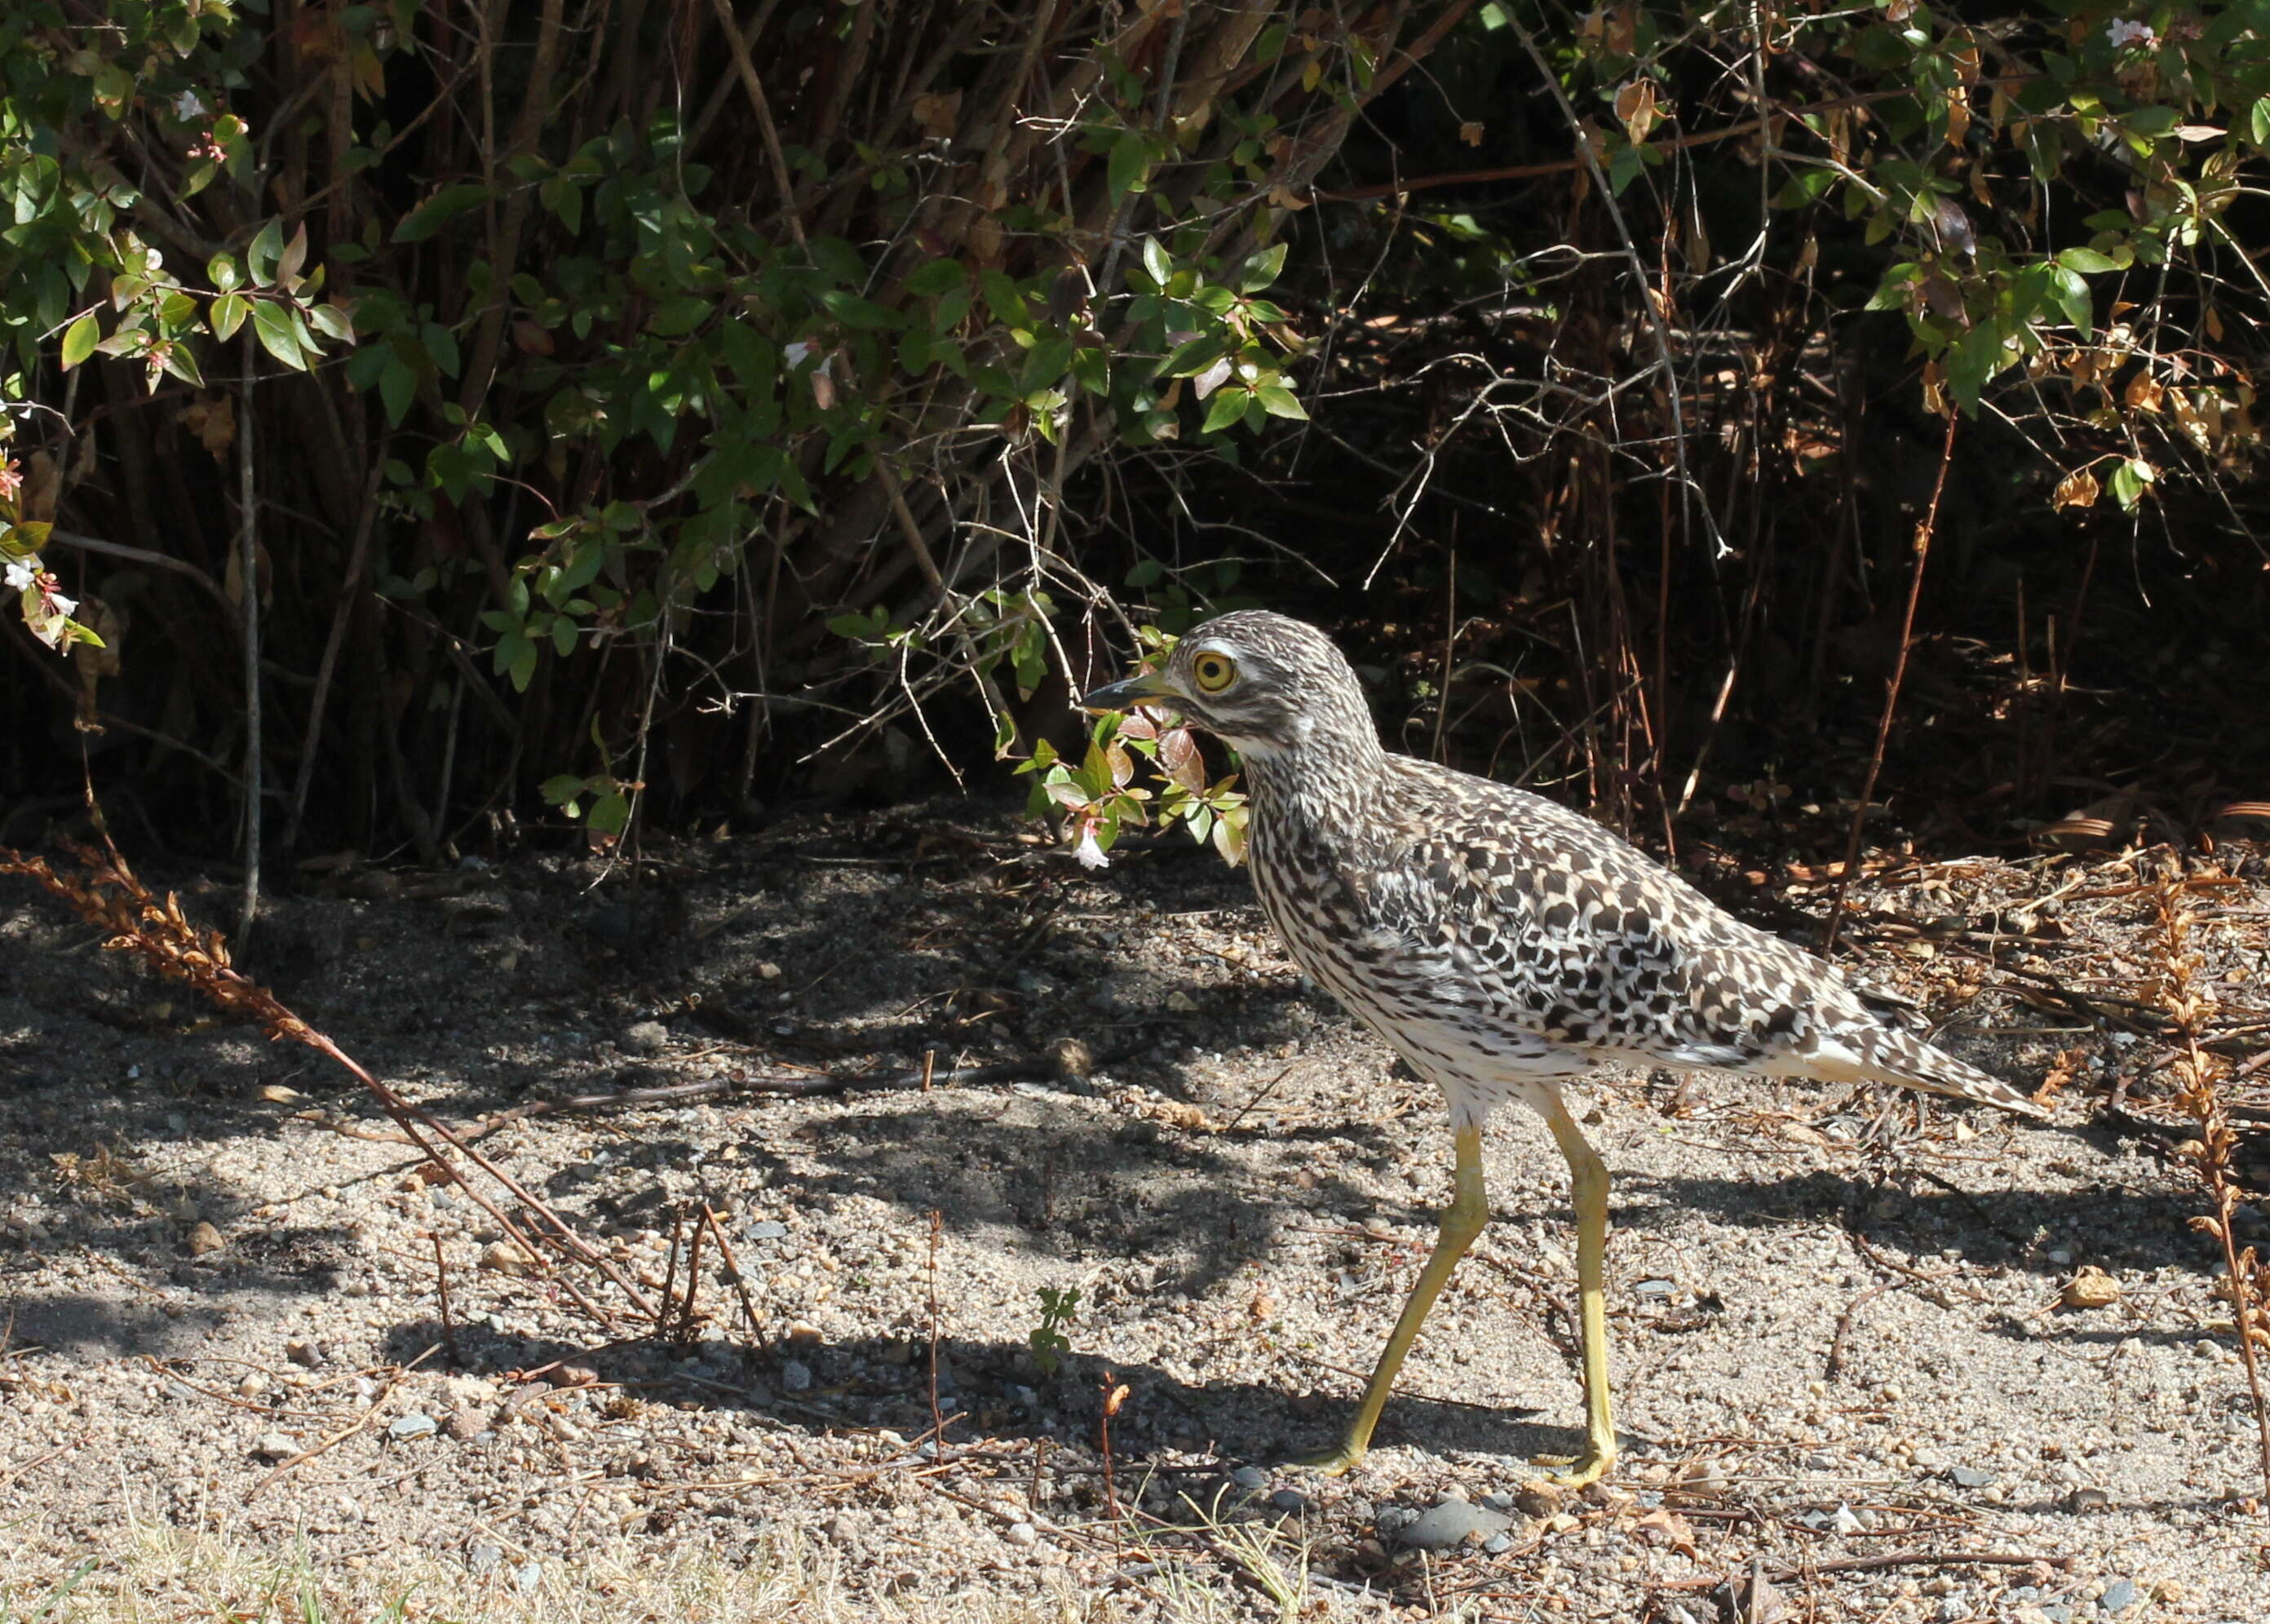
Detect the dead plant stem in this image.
<box><xmin>1823</xmin><ymin>410</ymin><xmax>1959</xmax><ymax>954</ymax></box>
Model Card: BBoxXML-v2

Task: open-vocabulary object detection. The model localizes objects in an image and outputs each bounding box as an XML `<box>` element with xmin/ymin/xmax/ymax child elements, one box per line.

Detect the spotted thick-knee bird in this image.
<box><xmin>1082</xmin><ymin>608</ymin><xmax>2042</xmax><ymax>1485</ymax></box>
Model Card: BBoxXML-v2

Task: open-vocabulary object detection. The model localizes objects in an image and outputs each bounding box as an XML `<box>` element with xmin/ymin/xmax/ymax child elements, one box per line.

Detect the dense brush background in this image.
<box><xmin>4</xmin><ymin>0</ymin><xmax>2267</xmax><ymax>870</ymax></box>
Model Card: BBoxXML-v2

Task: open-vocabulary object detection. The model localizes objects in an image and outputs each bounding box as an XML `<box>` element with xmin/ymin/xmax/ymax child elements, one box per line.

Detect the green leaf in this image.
<box><xmin>586</xmin><ymin>791</ymin><xmax>632</xmax><ymax>836</ymax></box>
<box><xmin>1108</xmin><ymin>128</ymin><xmax>1151</xmax><ymax>200</ymax></box>
<box><xmin>903</xmin><ymin>258</ymin><xmax>966</xmax><ymax>297</ymax></box>
<box><xmin>1140</xmin><ymin>237</ymin><xmax>1172</xmax><ymax>290</ymax></box>
<box><xmin>1608</xmin><ymin>143</ymin><xmax>1645</xmax><ymax>197</ymax></box>
<box><xmin>246</xmin><ymin>218</ymin><xmax>286</xmax><ymax>285</ymax></box>
<box><xmin>819</xmin><ymin>289</ymin><xmax>897</xmax><ymax>330</ymax></box>
<box><xmin>2110</xmin><ymin>460</ymin><xmax>2142</xmax><ymax>509</ymax></box>
<box><xmin>2050</xmin><ymin>266</ymin><xmax>2092</xmax><ymax>339</ymax></box>
<box><xmin>393</xmin><ymin>183</ymin><xmax>491</xmax><ymax>244</ymax></box>
<box><xmin>2055</xmin><ymin>246</ymin><xmax>2121</xmax><ymax>275</ymax></box>
<box><xmin>1254</xmin><ymin>383</ymin><xmax>1307</xmax><ymax>420</ymax></box>
<box><xmin>158</xmin><ymin>343</ymin><xmax>205</xmax><ymax>387</ymax></box>
<box><xmin>250</xmin><ymin>301</ymin><xmax>309</xmax><ymax>370</ymax></box>
<box><xmin>980</xmin><ymin>269</ymin><xmax>1029</xmax><ymax>326</ymax></box>
<box><xmin>1201</xmin><ymin>388</ymin><xmax>1249</xmax><ymax>435</ymax></box>
<box><xmin>1945</xmin><ymin>321</ymin><xmax>2002</xmax><ymax>416</ymax></box>
<box><xmin>1236</xmin><ymin>243</ymin><xmax>1288</xmax><ymax>294</ymax></box>
<box><xmin>308</xmin><ymin>302</ymin><xmax>356</xmax><ymax>343</ymax></box>
<box><xmin>208</xmin><ymin>254</ymin><xmax>241</xmax><ymax>293</ymax></box>
<box><xmin>2253</xmin><ymin>96</ymin><xmax>2270</xmax><ymax>148</ymax></box>
<box><xmin>538</xmin><ymin>773</ymin><xmax>586</xmax><ymax>805</ymax></box>
<box><xmin>60</xmin><ymin>312</ymin><xmax>98</xmax><ymax>369</ymax></box>
<box><xmin>378</xmin><ymin>356</ymin><xmax>416</xmax><ymax>425</ymax></box>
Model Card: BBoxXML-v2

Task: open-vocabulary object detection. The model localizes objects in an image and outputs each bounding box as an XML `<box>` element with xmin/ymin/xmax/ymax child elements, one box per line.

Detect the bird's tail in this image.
<box><xmin>1802</xmin><ymin>1018</ymin><xmax>2048</xmax><ymax>1118</ymax></box>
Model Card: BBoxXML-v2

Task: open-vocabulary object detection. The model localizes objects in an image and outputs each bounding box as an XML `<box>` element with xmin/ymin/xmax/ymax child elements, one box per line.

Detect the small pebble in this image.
<box><xmin>1481</xmin><ymin>1532</ymin><xmax>1513</xmax><ymax>1555</ymax></box>
<box><xmin>781</xmin><ymin>1361</ymin><xmax>812</xmax><ymax>1392</ymax></box>
<box><xmin>1948</xmin><ymin>1466</ymin><xmax>1996</xmax><ymax>1489</ymax></box>
<box><xmin>746</xmin><ymin>1220</ymin><xmax>788</xmax><ymax>1241</ymax></box>
<box><xmin>1268</xmin><ymin>1489</ymin><xmax>1308</xmax><ymax>1515</ymax></box>
<box><xmin>622</xmin><ymin>1020</ymin><xmax>670</xmax><ymax>1055</ymax></box>
<box><xmin>254</xmin><ymin>1432</ymin><xmax>297</xmax><ymax>1461</ymax></box>
<box><xmin>186</xmin><ymin>1221</ymin><xmax>225</xmax><ymax>1256</ymax></box>
<box><xmin>387</xmin><ymin>1412</ymin><xmax>438</xmax><ymax>1441</ymax></box>
<box><xmin>1230</xmin><ymin>1465</ymin><xmax>1268</xmax><ymax>1492</ymax></box>
<box><xmin>2098</xmin><ymin>1578</ymin><xmax>2138</xmax><ymax>1614</ymax></box>
<box><xmin>467</xmin><ymin>1542</ymin><xmax>502</xmax><ymax>1576</ymax></box>
<box><xmin>1003</xmin><ymin>1522</ymin><xmax>1039</xmax><ymax>1549</ymax></box>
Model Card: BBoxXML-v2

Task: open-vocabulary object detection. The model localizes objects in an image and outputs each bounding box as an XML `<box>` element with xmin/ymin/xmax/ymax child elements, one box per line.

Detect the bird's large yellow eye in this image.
<box><xmin>1192</xmin><ymin>651</ymin><xmax>1237</xmax><ymax>693</ymax></box>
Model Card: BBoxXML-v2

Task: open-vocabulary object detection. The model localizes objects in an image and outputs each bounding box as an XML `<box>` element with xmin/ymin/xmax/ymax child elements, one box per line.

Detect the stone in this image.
<box><xmin>1268</xmin><ymin>1489</ymin><xmax>1308</xmax><ymax>1515</ymax></box>
<box><xmin>2060</xmin><ymin>1268</ymin><xmax>2121</xmax><ymax>1310</ymax></box>
<box><xmin>387</xmin><ymin>1412</ymin><xmax>438</xmax><ymax>1441</ymax></box>
<box><xmin>1003</xmin><ymin>1522</ymin><xmax>1039</xmax><ymax>1548</ymax></box>
<box><xmin>2098</xmin><ymin>1579</ymin><xmax>2138</xmax><ymax>1614</ymax></box>
<box><xmin>1514</xmin><ymin>1481</ymin><xmax>1564</xmax><ymax>1517</ymax></box>
<box><xmin>1947</xmin><ymin>1466</ymin><xmax>1996</xmax><ymax>1489</ymax></box>
<box><xmin>186</xmin><ymin>1221</ymin><xmax>225</xmax><ymax>1256</ymax></box>
<box><xmin>1230</xmin><ymin>1465</ymin><xmax>1268</xmax><ymax>1492</ymax></box>
<box><xmin>254</xmin><ymin>1432</ymin><xmax>298</xmax><ymax>1461</ymax></box>
<box><xmin>480</xmin><ymin>1241</ymin><xmax>536</xmax><ymax>1277</ymax></box>
<box><xmin>622</xmin><ymin>1021</ymin><xmax>670</xmax><ymax>1055</ymax></box>
<box><xmin>781</xmin><ymin>1360</ymin><xmax>812</xmax><ymax>1392</ymax></box>
<box><xmin>746</xmin><ymin>1219</ymin><xmax>788</xmax><ymax>1241</ymax></box>
<box><xmin>1392</xmin><ymin>1499</ymin><xmax>1512</xmax><ymax>1551</ymax></box>
<box><xmin>1049</xmin><ymin>1037</ymin><xmax>1096</xmax><ymax>1082</ymax></box>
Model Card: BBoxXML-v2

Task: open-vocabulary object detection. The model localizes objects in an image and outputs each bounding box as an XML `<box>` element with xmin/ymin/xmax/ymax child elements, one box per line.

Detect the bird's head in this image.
<box><xmin>1079</xmin><ymin>610</ymin><xmax>1376</xmax><ymax>763</ymax></box>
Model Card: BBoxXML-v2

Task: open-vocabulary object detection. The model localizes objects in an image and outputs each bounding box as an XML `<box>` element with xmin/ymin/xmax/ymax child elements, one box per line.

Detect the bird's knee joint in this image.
<box><xmin>1440</xmin><ymin>1192</ymin><xmax>1489</xmax><ymax>1242</ymax></box>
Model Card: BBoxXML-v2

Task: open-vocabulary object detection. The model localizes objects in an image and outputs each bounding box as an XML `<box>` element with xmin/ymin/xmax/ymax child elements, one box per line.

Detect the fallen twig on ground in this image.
<box><xmin>1</xmin><ymin>833</ymin><xmax>658</xmax><ymax>1334</ymax></box>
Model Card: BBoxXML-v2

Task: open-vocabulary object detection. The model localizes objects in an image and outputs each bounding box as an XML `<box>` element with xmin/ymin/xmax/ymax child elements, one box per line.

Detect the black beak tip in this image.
<box><xmin>1079</xmin><ymin>676</ymin><xmax>1158</xmax><ymax>714</ymax></box>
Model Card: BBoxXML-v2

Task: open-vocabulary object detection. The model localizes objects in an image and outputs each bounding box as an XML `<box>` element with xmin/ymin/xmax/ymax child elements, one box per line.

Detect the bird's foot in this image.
<box><xmin>1526</xmin><ymin>1449</ymin><xmax>1613</xmax><ymax>1491</ymax></box>
<box><xmin>1281</xmin><ymin>1441</ymin><xmax>1367</xmax><ymax>1476</ymax></box>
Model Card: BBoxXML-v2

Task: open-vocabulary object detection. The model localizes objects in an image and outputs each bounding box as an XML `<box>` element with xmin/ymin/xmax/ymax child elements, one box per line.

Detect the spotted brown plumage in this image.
<box><xmin>1082</xmin><ymin>608</ymin><xmax>2042</xmax><ymax>1485</ymax></box>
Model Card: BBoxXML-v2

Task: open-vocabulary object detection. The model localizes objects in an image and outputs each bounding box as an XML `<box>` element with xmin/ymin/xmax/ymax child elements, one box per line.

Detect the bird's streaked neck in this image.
<box><xmin>1228</xmin><ymin>710</ymin><xmax>1390</xmax><ymax>818</ymax></box>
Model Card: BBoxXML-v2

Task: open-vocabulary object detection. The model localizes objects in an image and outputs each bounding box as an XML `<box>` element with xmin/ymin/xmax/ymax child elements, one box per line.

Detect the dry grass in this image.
<box><xmin>0</xmin><ymin>1490</ymin><xmax>1389</xmax><ymax>1624</ymax></box>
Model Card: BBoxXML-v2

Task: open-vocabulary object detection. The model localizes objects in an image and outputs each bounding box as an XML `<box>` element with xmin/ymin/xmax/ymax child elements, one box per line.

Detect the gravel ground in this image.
<box><xmin>1</xmin><ymin>795</ymin><xmax>2266</xmax><ymax>1621</ymax></box>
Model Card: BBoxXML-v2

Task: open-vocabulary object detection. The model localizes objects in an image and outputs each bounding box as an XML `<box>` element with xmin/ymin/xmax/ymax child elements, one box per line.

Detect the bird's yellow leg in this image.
<box><xmin>1533</xmin><ymin>1095</ymin><xmax>1616</xmax><ymax>1489</ymax></box>
<box><xmin>1290</xmin><ymin>1124</ymin><xmax>1488</xmax><ymax>1475</ymax></box>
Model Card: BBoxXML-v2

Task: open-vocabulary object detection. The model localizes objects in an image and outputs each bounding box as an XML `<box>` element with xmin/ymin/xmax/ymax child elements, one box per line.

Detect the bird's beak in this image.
<box><xmin>1080</xmin><ymin>669</ymin><xmax>1177</xmax><ymax>714</ymax></box>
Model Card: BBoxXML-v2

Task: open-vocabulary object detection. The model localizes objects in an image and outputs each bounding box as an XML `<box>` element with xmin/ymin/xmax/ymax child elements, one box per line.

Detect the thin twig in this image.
<box><xmin>1823</xmin><ymin>410</ymin><xmax>1960</xmax><ymax>954</ymax></box>
<box><xmin>701</xmin><ymin>1203</ymin><xmax>771</xmax><ymax>1354</ymax></box>
<box><xmin>925</xmin><ymin>1210</ymin><xmax>947</xmax><ymax>1448</ymax></box>
<box><xmin>236</xmin><ymin>334</ymin><xmax>261</xmax><ymax>947</ymax></box>
<box><xmin>431</xmin><ymin>1232</ymin><xmax>461</xmax><ymax>1365</ymax></box>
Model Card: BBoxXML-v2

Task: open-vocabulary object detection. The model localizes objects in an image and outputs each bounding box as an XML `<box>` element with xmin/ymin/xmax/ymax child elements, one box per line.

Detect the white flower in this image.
<box><xmin>1071</xmin><ymin>824</ymin><xmax>1110</xmax><ymax>870</ymax></box>
<box><xmin>2106</xmin><ymin>19</ymin><xmax>2156</xmax><ymax>48</ymax></box>
<box><xmin>4</xmin><ymin>559</ymin><xmax>36</xmax><ymax>592</ymax></box>
<box><xmin>175</xmin><ymin>90</ymin><xmax>206</xmax><ymax>121</ymax></box>
<box><xmin>47</xmin><ymin>590</ymin><xmax>76</xmax><ymax>617</ymax></box>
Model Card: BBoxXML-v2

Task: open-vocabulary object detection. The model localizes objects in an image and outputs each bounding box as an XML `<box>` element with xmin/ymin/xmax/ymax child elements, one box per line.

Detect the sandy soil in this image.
<box><xmin>1</xmin><ymin>794</ymin><xmax>2266</xmax><ymax>1622</ymax></box>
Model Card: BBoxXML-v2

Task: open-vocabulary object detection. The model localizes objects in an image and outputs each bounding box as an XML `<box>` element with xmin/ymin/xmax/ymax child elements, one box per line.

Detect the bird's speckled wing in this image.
<box><xmin>1293</xmin><ymin>759</ymin><xmax>2038</xmax><ymax>1115</ymax></box>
